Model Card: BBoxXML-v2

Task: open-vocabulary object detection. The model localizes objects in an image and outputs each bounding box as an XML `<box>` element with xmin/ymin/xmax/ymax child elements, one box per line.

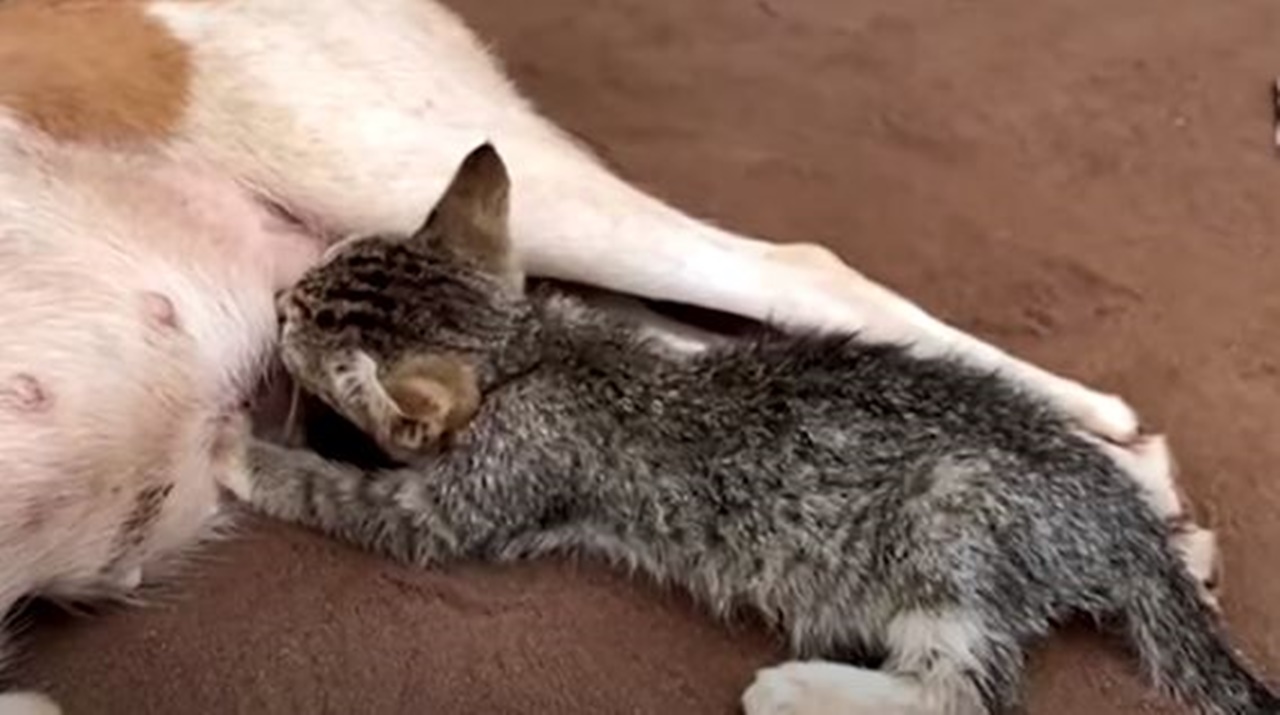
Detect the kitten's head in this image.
<box><xmin>276</xmin><ymin>144</ymin><xmax>530</xmax><ymax>452</ymax></box>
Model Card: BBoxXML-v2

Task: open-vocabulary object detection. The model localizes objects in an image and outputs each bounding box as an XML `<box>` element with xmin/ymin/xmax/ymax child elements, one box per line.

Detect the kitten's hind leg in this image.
<box><xmin>744</xmin><ymin>610</ymin><xmax>1021</xmax><ymax>715</ymax></box>
<box><xmin>743</xmin><ymin>662</ymin><xmax>931</xmax><ymax>715</ymax></box>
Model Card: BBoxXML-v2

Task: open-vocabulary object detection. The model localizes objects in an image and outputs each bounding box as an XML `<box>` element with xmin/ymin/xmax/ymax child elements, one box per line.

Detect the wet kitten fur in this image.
<box><xmin>239</xmin><ymin>146</ymin><xmax>1278</xmax><ymax>714</ymax></box>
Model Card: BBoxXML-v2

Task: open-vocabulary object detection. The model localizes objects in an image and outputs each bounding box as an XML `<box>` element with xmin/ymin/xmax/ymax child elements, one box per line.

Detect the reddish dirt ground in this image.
<box><xmin>18</xmin><ymin>0</ymin><xmax>1280</xmax><ymax>712</ymax></box>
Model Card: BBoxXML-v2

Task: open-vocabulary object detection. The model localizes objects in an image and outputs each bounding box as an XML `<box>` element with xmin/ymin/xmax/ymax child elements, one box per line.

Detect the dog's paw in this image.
<box><xmin>0</xmin><ymin>692</ymin><xmax>62</xmax><ymax>715</ymax></box>
<box><xmin>1172</xmin><ymin>523</ymin><xmax>1222</xmax><ymax>611</ymax></box>
<box><xmin>1070</xmin><ymin>390</ymin><xmax>1141</xmax><ymax>445</ymax></box>
<box><xmin>1095</xmin><ymin>433</ymin><xmax>1221</xmax><ymax>609</ymax></box>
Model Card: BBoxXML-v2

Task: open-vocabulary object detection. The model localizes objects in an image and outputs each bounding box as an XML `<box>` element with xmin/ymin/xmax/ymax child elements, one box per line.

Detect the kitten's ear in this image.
<box><xmin>414</xmin><ymin>143</ymin><xmax>522</xmax><ymax>289</ymax></box>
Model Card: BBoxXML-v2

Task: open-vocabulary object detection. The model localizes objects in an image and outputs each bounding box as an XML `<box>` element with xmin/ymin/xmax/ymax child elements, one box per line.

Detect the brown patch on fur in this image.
<box><xmin>384</xmin><ymin>354</ymin><xmax>481</xmax><ymax>442</ymax></box>
<box><xmin>1</xmin><ymin>373</ymin><xmax>51</xmax><ymax>412</ymax></box>
<box><xmin>0</xmin><ymin>0</ymin><xmax>191</xmax><ymax>143</ymax></box>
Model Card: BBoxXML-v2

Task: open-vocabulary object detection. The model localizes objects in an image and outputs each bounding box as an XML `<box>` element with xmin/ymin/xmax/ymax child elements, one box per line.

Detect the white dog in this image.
<box><xmin>0</xmin><ymin>1</ymin><xmax>1213</xmax><ymax>713</ymax></box>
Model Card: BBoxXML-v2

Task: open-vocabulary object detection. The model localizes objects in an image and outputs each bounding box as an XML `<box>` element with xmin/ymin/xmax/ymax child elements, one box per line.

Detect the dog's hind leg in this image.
<box><xmin>505</xmin><ymin>158</ymin><xmax>1138</xmax><ymax>446</ymax></box>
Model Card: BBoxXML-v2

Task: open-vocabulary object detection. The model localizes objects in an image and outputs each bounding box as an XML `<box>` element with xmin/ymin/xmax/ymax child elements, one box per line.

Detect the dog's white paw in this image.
<box><xmin>1173</xmin><ymin>524</ymin><xmax>1222</xmax><ymax>611</ymax></box>
<box><xmin>1103</xmin><ymin>434</ymin><xmax>1183</xmax><ymax>519</ymax></box>
<box><xmin>742</xmin><ymin>661</ymin><xmax>925</xmax><ymax>715</ymax></box>
<box><xmin>0</xmin><ymin>692</ymin><xmax>61</xmax><ymax>715</ymax></box>
<box><xmin>1071</xmin><ymin>390</ymin><xmax>1141</xmax><ymax>445</ymax></box>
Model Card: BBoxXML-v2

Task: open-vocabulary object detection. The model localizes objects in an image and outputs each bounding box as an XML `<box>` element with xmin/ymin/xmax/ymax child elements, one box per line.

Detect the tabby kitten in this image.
<box><xmin>230</xmin><ymin>146</ymin><xmax>1277</xmax><ymax>715</ymax></box>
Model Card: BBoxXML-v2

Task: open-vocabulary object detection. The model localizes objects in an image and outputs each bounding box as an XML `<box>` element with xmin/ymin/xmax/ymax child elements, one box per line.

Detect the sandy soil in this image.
<box><xmin>19</xmin><ymin>0</ymin><xmax>1280</xmax><ymax>712</ymax></box>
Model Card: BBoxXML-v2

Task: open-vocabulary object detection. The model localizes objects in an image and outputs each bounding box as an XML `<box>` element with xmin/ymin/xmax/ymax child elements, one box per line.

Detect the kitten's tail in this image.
<box><xmin>1123</xmin><ymin>553</ymin><xmax>1279</xmax><ymax>714</ymax></box>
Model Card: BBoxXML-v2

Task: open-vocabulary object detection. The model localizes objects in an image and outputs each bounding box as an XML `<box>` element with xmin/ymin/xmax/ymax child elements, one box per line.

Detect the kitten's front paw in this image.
<box><xmin>320</xmin><ymin>350</ymin><xmax>475</xmax><ymax>459</ymax></box>
<box><xmin>377</xmin><ymin>355</ymin><xmax>480</xmax><ymax>458</ymax></box>
<box><xmin>377</xmin><ymin>406</ymin><xmax>447</xmax><ymax>455</ymax></box>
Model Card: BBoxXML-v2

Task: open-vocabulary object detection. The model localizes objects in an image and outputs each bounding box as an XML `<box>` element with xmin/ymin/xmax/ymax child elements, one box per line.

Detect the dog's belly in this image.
<box><xmin>0</xmin><ymin>139</ymin><xmax>323</xmax><ymax>605</ymax></box>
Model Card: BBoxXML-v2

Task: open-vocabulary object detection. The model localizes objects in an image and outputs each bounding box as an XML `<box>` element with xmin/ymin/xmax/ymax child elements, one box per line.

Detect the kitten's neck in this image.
<box><xmin>477</xmin><ymin>288</ymin><xmax>696</xmax><ymax>404</ymax></box>
<box><xmin>529</xmin><ymin>291</ymin><xmax>672</xmax><ymax>362</ymax></box>
<box><xmin>477</xmin><ymin>314</ymin><xmax>549</xmax><ymax>392</ymax></box>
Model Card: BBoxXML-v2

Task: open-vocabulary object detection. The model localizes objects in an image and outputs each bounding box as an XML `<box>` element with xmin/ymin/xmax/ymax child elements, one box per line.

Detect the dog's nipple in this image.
<box><xmin>140</xmin><ymin>290</ymin><xmax>181</xmax><ymax>331</ymax></box>
<box><xmin>1</xmin><ymin>372</ymin><xmax>51</xmax><ymax>413</ymax></box>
